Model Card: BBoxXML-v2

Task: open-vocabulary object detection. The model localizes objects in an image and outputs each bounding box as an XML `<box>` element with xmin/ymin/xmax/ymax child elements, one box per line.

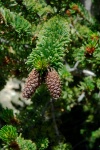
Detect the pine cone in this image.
<box><xmin>9</xmin><ymin>141</ymin><xmax>20</xmax><ymax>150</ymax></box>
<box><xmin>22</xmin><ymin>69</ymin><xmax>41</xmax><ymax>99</ymax></box>
<box><xmin>45</xmin><ymin>69</ymin><xmax>61</xmax><ymax>99</ymax></box>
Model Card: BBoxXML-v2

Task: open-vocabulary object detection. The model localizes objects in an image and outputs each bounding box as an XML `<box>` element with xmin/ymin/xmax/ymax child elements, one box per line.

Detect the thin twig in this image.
<box><xmin>69</xmin><ymin>23</ymin><xmax>83</xmax><ymax>40</ymax></box>
<box><xmin>66</xmin><ymin>61</ymin><xmax>96</xmax><ymax>77</ymax></box>
<box><xmin>41</xmin><ymin>100</ymin><xmax>51</xmax><ymax>117</ymax></box>
<box><xmin>73</xmin><ymin>139</ymin><xmax>86</xmax><ymax>149</ymax></box>
<box><xmin>78</xmin><ymin>92</ymin><xmax>85</xmax><ymax>102</ymax></box>
<box><xmin>50</xmin><ymin>98</ymin><xmax>60</xmax><ymax>138</ymax></box>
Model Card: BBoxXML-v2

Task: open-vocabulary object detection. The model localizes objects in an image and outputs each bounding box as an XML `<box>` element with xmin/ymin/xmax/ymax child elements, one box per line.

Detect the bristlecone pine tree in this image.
<box><xmin>22</xmin><ymin>69</ymin><xmax>41</xmax><ymax>98</ymax></box>
<box><xmin>45</xmin><ymin>68</ymin><xmax>61</xmax><ymax>99</ymax></box>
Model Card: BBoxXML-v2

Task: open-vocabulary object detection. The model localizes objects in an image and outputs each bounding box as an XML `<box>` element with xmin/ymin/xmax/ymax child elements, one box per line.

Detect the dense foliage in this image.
<box><xmin>0</xmin><ymin>0</ymin><xmax>100</xmax><ymax>149</ymax></box>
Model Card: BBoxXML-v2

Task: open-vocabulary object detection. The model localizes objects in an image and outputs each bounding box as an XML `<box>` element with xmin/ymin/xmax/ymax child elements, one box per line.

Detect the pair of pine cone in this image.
<box><xmin>22</xmin><ymin>68</ymin><xmax>61</xmax><ymax>99</ymax></box>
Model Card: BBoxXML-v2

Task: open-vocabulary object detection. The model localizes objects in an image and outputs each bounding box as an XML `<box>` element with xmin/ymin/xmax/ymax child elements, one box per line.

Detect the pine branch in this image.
<box><xmin>0</xmin><ymin>125</ymin><xmax>37</xmax><ymax>149</ymax></box>
<box><xmin>22</xmin><ymin>0</ymin><xmax>54</xmax><ymax>17</ymax></box>
<box><xmin>69</xmin><ymin>2</ymin><xmax>95</xmax><ymax>25</ymax></box>
<box><xmin>16</xmin><ymin>136</ymin><xmax>37</xmax><ymax>150</ymax></box>
<box><xmin>66</xmin><ymin>61</ymin><xmax>96</xmax><ymax>77</ymax></box>
<box><xmin>0</xmin><ymin>6</ymin><xmax>32</xmax><ymax>34</ymax></box>
<box><xmin>27</xmin><ymin>15</ymin><xmax>70</xmax><ymax>71</ymax></box>
<box><xmin>0</xmin><ymin>125</ymin><xmax>18</xmax><ymax>144</ymax></box>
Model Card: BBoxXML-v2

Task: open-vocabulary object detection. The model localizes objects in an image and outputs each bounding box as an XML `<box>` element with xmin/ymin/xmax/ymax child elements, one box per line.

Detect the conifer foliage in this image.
<box><xmin>0</xmin><ymin>0</ymin><xmax>100</xmax><ymax>150</ymax></box>
<box><xmin>27</xmin><ymin>15</ymin><xmax>70</xmax><ymax>71</ymax></box>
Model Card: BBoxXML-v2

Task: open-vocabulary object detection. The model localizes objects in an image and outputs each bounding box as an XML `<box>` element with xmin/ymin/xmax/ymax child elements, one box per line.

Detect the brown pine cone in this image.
<box><xmin>22</xmin><ymin>69</ymin><xmax>41</xmax><ymax>99</ymax></box>
<box><xmin>9</xmin><ymin>141</ymin><xmax>20</xmax><ymax>150</ymax></box>
<box><xmin>45</xmin><ymin>69</ymin><xmax>61</xmax><ymax>99</ymax></box>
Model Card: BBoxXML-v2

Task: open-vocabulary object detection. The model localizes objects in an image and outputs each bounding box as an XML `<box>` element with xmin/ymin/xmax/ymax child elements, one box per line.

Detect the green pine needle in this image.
<box><xmin>0</xmin><ymin>108</ymin><xmax>14</xmax><ymax>123</ymax></box>
<box><xmin>0</xmin><ymin>125</ymin><xmax>18</xmax><ymax>144</ymax></box>
<box><xmin>17</xmin><ymin>135</ymin><xmax>37</xmax><ymax>150</ymax></box>
<box><xmin>0</xmin><ymin>7</ymin><xmax>32</xmax><ymax>34</ymax></box>
<box><xmin>27</xmin><ymin>15</ymin><xmax>70</xmax><ymax>71</ymax></box>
